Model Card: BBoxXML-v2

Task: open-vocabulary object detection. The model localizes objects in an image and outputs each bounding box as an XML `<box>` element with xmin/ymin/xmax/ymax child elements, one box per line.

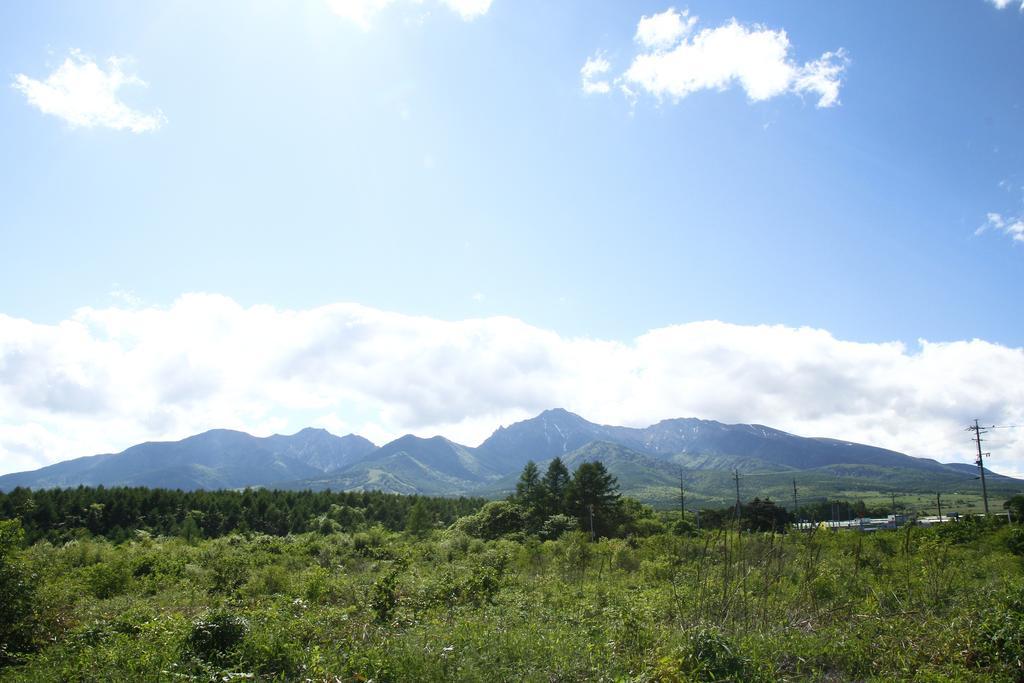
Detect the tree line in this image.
<box><xmin>0</xmin><ymin>486</ymin><xmax>486</xmax><ymax>543</ymax></box>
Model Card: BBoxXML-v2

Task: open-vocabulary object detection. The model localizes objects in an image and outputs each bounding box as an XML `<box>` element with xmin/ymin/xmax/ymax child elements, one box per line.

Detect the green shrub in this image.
<box><xmin>245</xmin><ymin>564</ymin><xmax>290</xmax><ymax>597</ymax></box>
<box><xmin>370</xmin><ymin>568</ymin><xmax>401</xmax><ymax>621</ymax></box>
<box><xmin>237</xmin><ymin>621</ymin><xmax>305</xmax><ymax>679</ymax></box>
<box><xmin>204</xmin><ymin>543</ymin><xmax>251</xmax><ymax>594</ymax></box>
<box><xmin>539</xmin><ymin>514</ymin><xmax>577</xmax><ymax>541</ymax></box>
<box><xmin>672</xmin><ymin>518</ymin><xmax>696</xmax><ymax>536</ymax></box>
<box><xmin>1004</xmin><ymin>526</ymin><xmax>1024</xmax><ymax>556</ymax></box>
<box><xmin>652</xmin><ymin>627</ymin><xmax>752</xmax><ymax>682</ymax></box>
<box><xmin>0</xmin><ymin>520</ymin><xmax>37</xmax><ymax>664</ymax></box>
<box><xmin>458</xmin><ymin>567</ymin><xmax>500</xmax><ymax>607</ymax></box>
<box><xmin>185</xmin><ymin>611</ymin><xmax>249</xmax><ymax>664</ymax></box>
<box><xmin>451</xmin><ymin>501</ymin><xmax>528</xmax><ymax>540</ymax></box>
<box><xmin>612</xmin><ymin>543</ymin><xmax>641</xmax><ymax>572</ymax></box>
<box><xmin>83</xmin><ymin>560</ymin><xmax>132</xmax><ymax>599</ymax></box>
<box><xmin>554</xmin><ymin>531</ymin><xmax>593</xmax><ymax>577</ymax></box>
<box><xmin>353</xmin><ymin>526</ymin><xmax>389</xmax><ymax>557</ymax></box>
<box><xmin>975</xmin><ymin>583</ymin><xmax>1024</xmax><ymax>672</ymax></box>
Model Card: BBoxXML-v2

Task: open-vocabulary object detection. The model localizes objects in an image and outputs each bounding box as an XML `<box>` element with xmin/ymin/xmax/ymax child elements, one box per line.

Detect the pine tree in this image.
<box><xmin>405</xmin><ymin>499</ymin><xmax>433</xmax><ymax>537</ymax></box>
<box><xmin>565</xmin><ymin>461</ymin><xmax>622</xmax><ymax>539</ymax></box>
<box><xmin>541</xmin><ymin>457</ymin><xmax>571</xmax><ymax>518</ymax></box>
<box><xmin>514</xmin><ymin>461</ymin><xmax>546</xmax><ymax>530</ymax></box>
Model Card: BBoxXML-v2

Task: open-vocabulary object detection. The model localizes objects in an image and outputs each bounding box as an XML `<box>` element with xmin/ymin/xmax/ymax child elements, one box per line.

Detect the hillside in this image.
<box><xmin>0</xmin><ymin>428</ymin><xmax>376</xmax><ymax>491</ymax></box>
<box><xmin>1</xmin><ymin>409</ymin><xmax>1019</xmax><ymax>505</ymax></box>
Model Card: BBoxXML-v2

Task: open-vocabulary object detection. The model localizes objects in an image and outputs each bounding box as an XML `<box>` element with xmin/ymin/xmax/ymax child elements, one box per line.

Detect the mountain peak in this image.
<box><xmin>183</xmin><ymin>428</ymin><xmax>256</xmax><ymax>444</ymax></box>
<box><xmin>539</xmin><ymin>407</ymin><xmax>587</xmax><ymax>422</ymax></box>
<box><xmin>475</xmin><ymin>408</ymin><xmax>618</xmax><ymax>469</ymax></box>
<box><xmin>293</xmin><ymin>426</ymin><xmax>332</xmax><ymax>437</ymax></box>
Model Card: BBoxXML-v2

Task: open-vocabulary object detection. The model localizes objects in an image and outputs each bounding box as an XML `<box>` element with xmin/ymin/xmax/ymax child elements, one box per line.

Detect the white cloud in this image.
<box><xmin>1</xmin><ymin>294</ymin><xmax>1023</xmax><ymax>477</ymax></box>
<box><xmin>635</xmin><ymin>8</ymin><xmax>696</xmax><ymax>50</ymax></box>
<box><xmin>988</xmin><ymin>0</ymin><xmax>1024</xmax><ymax>11</ymax></box>
<box><xmin>581</xmin><ymin>53</ymin><xmax>612</xmax><ymax>94</ymax></box>
<box><xmin>439</xmin><ymin>0</ymin><xmax>492</xmax><ymax>21</ymax></box>
<box><xmin>792</xmin><ymin>50</ymin><xmax>847</xmax><ymax>108</ymax></box>
<box><xmin>587</xmin><ymin>10</ymin><xmax>849</xmax><ymax>108</ymax></box>
<box><xmin>12</xmin><ymin>50</ymin><xmax>165</xmax><ymax>133</ymax></box>
<box><xmin>327</xmin><ymin>0</ymin><xmax>491</xmax><ymax>30</ymax></box>
<box><xmin>980</xmin><ymin>212</ymin><xmax>1024</xmax><ymax>243</ymax></box>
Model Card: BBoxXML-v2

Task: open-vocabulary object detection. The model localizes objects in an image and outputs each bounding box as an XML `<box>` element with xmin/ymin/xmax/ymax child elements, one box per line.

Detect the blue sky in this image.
<box><xmin>1</xmin><ymin>1</ymin><xmax>1023</xmax><ymax>475</ymax></box>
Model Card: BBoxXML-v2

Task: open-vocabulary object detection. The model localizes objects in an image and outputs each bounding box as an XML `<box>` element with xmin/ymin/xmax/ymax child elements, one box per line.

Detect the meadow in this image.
<box><xmin>2</xmin><ymin>500</ymin><xmax>1024</xmax><ymax>682</ymax></box>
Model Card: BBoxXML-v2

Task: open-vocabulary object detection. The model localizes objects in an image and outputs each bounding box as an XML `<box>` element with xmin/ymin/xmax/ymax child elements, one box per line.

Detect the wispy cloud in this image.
<box><xmin>12</xmin><ymin>49</ymin><xmax>165</xmax><ymax>133</ymax></box>
<box><xmin>438</xmin><ymin>0</ymin><xmax>492</xmax><ymax>21</ymax></box>
<box><xmin>1</xmin><ymin>294</ymin><xmax>1022</xmax><ymax>476</ymax></box>
<box><xmin>327</xmin><ymin>0</ymin><xmax>492</xmax><ymax>30</ymax></box>
<box><xmin>978</xmin><ymin>212</ymin><xmax>1024</xmax><ymax>243</ymax></box>
<box><xmin>580</xmin><ymin>53</ymin><xmax>612</xmax><ymax>95</ymax></box>
<box><xmin>586</xmin><ymin>7</ymin><xmax>849</xmax><ymax>108</ymax></box>
<box><xmin>988</xmin><ymin>0</ymin><xmax>1024</xmax><ymax>11</ymax></box>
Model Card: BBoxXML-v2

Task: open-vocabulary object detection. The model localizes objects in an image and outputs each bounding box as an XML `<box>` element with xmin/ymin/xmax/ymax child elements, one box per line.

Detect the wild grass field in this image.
<box><xmin>3</xmin><ymin>510</ymin><xmax>1024</xmax><ymax>682</ymax></box>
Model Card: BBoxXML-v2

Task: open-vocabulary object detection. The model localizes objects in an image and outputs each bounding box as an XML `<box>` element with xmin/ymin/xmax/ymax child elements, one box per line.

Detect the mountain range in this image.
<box><xmin>2</xmin><ymin>409</ymin><xmax>1020</xmax><ymax>506</ymax></box>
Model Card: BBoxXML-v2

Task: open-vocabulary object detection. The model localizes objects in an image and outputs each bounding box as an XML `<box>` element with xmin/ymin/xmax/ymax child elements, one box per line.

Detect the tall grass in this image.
<box><xmin>2</xmin><ymin>518</ymin><xmax>1022</xmax><ymax>681</ymax></box>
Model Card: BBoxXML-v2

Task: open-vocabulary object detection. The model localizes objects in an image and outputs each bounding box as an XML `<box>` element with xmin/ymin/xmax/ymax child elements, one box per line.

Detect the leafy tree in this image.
<box><xmin>695</xmin><ymin>507</ymin><xmax>731</xmax><ymax>529</ymax></box>
<box><xmin>565</xmin><ymin>462</ymin><xmax>622</xmax><ymax>539</ymax></box>
<box><xmin>672</xmin><ymin>517</ymin><xmax>696</xmax><ymax>536</ymax></box>
<box><xmin>618</xmin><ymin>498</ymin><xmax>665</xmax><ymax>537</ymax></box>
<box><xmin>328</xmin><ymin>503</ymin><xmax>366</xmax><ymax>530</ymax></box>
<box><xmin>451</xmin><ymin>501</ymin><xmax>527</xmax><ymax>540</ymax></box>
<box><xmin>740</xmin><ymin>498</ymin><xmax>790</xmax><ymax>532</ymax></box>
<box><xmin>1005</xmin><ymin>494</ymin><xmax>1024</xmax><ymax>522</ymax></box>
<box><xmin>0</xmin><ymin>520</ymin><xmax>36</xmax><ymax>664</ymax></box>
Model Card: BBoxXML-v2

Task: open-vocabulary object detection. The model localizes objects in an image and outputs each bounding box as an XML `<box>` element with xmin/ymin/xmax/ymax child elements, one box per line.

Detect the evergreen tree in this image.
<box><xmin>514</xmin><ymin>461</ymin><xmax>546</xmax><ymax>530</ymax></box>
<box><xmin>179</xmin><ymin>513</ymin><xmax>203</xmax><ymax>544</ymax></box>
<box><xmin>565</xmin><ymin>461</ymin><xmax>621</xmax><ymax>539</ymax></box>
<box><xmin>541</xmin><ymin>457</ymin><xmax>571</xmax><ymax>518</ymax></box>
<box><xmin>405</xmin><ymin>499</ymin><xmax>433</xmax><ymax>537</ymax></box>
<box><xmin>515</xmin><ymin>461</ymin><xmax>541</xmax><ymax>499</ymax></box>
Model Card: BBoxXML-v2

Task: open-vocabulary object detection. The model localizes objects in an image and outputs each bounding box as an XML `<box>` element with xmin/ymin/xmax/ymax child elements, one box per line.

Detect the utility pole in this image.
<box><xmin>588</xmin><ymin>504</ymin><xmax>595</xmax><ymax>541</ymax></box>
<box><xmin>792</xmin><ymin>479</ymin><xmax>799</xmax><ymax>523</ymax></box>
<box><xmin>969</xmin><ymin>419</ymin><xmax>991</xmax><ymax>516</ymax></box>
<box><xmin>733</xmin><ymin>469</ymin><xmax>741</xmax><ymax>520</ymax></box>
<box><xmin>936</xmin><ymin>492</ymin><xmax>942</xmax><ymax>522</ymax></box>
